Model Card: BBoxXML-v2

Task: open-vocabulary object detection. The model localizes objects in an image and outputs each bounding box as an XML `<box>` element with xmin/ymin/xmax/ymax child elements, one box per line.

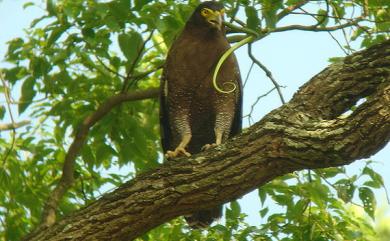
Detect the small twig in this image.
<box><xmin>315</xmin><ymin>170</ymin><xmax>365</xmax><ymax>208</ymax></box>
<box><xmin>227</xmin><ymin>16</ymin><xmax>365</xmax><ymax>44</ymax></box>
<box><xmin>327</xmin><ymin>32</ymin><xmax>349</xmax><ymax>55</ymax></box>
<box><xmin>362</xmin><ymin>0</ymin><xmax>369</xmax><ymax>17</ymax></box>
<box><xmin>243</xmin><ymin>87</ymin><xmax>277</xmax><ymax>125</ymax></box>
<box><xmin>289</xmin><ymin>11</ymin><xmax>380</xmax><ymax>24</ymax></box>
<box><xmin>349</xmin><ymin>4</ymin><xmax>356</xmax><ymax>37</ymax></box>
<box><xmin>0</xmin><ymin>97</ymin><xmax>47</xmax><ymax>105</ymax></box>
<box><xmin>0</xmin><ymin>71</ymin><xmax>17</xmax><ymax>165</ymax></box>
<box><xmin>313</xmin><ymin>0</ymin><xmax>330</xmax><ymax>28</ymax></box>
<box><xmin>277</xmin><ymin>0</ymin><xmax>311</xmax><ymax>22</ymax></box>
<box><xmin>96</xmin><ymin>56</ymin><xmax>126</xmax><ymax>79</ymax></box>
<box><xmin>272</xmin><ymin>16</ymin><xmax>364</xmax><ymax>33</ymax></box>
<box><xmin>224</xmin><ymin>21</ymin><xmax>261</xmax><ymax>37</ymax></box>
<box><xmin>382</xmin><ymin>183</ymin><xmax>390</xmax><ymax>205</ymax></box>
<box><xmin>243</xmin><ymin>61</ymin><xmax>254</xmax><ymax>88</ymax></box>
<box><xmin>131</xmin><ymin>62</ymin><xmax>164</xmax><ymax>83</ymax></box>
<box><xmin>228</xmin><ymin>2</ymin><xmax>239</xmax><ymax>24</ymax></box>
<box><xmin>248</xmin><ymin>43</ymin><xmax>286</xmax><ymax>104</ymax></box>
<box><xmin>122</xmin><ymin>30</ymin><xmax>155</xmax><ymax>93</ymax></box>
<box><xmin>297</xmin><ymin>4</ymin><xmax>351</xmax><ymax>55</ymax></box>
<box><xmin>329</xmin><ymin>1</ymin><xmax>354</xmax><ymax>53</ymax></box>
<box><xmin>80</xmin><ymin>175</ymin><xmax>88</xmax><ymax>202</ymax></box>
<box><xmin>232</xmin><ymin>18</ymin><xmax>246</xmax><ymax>27</ymax></box>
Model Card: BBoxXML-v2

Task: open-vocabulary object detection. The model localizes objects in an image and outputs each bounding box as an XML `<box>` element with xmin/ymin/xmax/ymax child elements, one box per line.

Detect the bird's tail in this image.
<box><xmin>184</xmin><ymin>205</ymin><xmax>222</xmax><ymax>229</ymax></box>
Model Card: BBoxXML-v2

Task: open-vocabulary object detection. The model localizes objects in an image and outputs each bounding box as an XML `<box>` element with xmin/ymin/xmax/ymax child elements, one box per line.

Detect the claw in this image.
<box><xmin>165</xmin><ymin>147</ymin><xmax>191</xmax><ymax>159</ymax></box>
<box><xmin>201</xmin><ymin>143</ymin><xmax>218</xmax><ymax>151</ymax></box>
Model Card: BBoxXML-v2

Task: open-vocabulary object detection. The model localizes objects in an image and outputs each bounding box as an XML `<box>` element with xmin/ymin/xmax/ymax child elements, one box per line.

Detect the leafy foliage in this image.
<box><xmin>0</xmin><ymin>0</ymin><xmax>389</xmax><ymax>240</ymax></box>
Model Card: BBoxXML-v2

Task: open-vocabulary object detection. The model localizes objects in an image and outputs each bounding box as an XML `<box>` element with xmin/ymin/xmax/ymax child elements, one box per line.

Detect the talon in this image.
<box><xmin>165</xmin><ymin>147</ymin><xmax>191</xmax><ymax>159</ymax></box>
<box><xmin>201</xmin><ymin>143</ymin><xmax>218</xmax><ymax>151</ymax></box>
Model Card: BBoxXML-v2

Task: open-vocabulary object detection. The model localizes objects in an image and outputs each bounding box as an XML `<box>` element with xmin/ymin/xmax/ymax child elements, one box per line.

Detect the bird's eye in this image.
<box><xmin>201</xmin><ymin>8</ymin><xmax>213</xmax><ymax>17</ymax></box>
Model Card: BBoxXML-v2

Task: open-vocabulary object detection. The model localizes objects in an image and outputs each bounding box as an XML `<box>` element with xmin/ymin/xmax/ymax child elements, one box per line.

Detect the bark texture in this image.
<box><xmin>26</xmin><ymin>40</ymin><xmax>390</xmax><ymax>241</ymax></box>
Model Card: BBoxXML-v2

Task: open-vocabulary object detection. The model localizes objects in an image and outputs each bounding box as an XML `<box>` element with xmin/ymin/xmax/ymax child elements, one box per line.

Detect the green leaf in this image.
<box><xmin>29</xmin><ymin>57</ymin><xmax>51</xmax><ymax>78</ymax></box>
<box><xmin>316</xmin><ymin>167</ymin><xmax>344</xmax><ymax>178</ymax></box>
<box><xmin>5</xmin><ymin>38</ymin><xmax>24</xmax><ymax>62</ymax></box>
<box><xmin>230</xmin><ymin>200</ymin><xmax>241</xmax><ymax>219</ymax></box>
<box><xmin>362</xmin><ymin>166</ymin><xmax>384</xmax><ymax>188</ymax></box>
<box><xmin>118</xmin><ymin>31</ymin><xmax>144</xmax><ymax>63</ymax></box>
<box><xmin>245</xmin><ymin>6</ymin><xmax>260</xmax><ymax>30</ymax></box>
<box><xmin>328</xmin><ymin>57</ymin><xmax>344</xmax><ymax>63</ymax></box>
<box><xmin>272</xmin><ymin>194</ymin><xmax>292</xmax><ymax>206</ymax></box>
<box><xmin>287</xmin><ymin>199</ymin><xmax>308</xmax><ymax>219</ymax></box>
<box><xmin>317</xmin><ymin>9</ymin><xmax>329</xmax><ymax>27</ymax></box>
<box><xmin>335</xmin><ymin>180</ymin><xmax>355</xmax><ymax>203</ymax></box>
<box><xmin>18</xmin><ymin>77</ymin><xmax>37</xmax><ymax>114</ymax></box>
<box><xmin>134</xmin><ymin>0</ymin><xmax>152</xmax><ymax>10</ymax></box>
<box><xmin>0</xmin><ymin>106</ymin><xmax>5</xmax><ymax>120</ymax></box>
<box><xmin>0</xmin><ymin>168</ymin><xmax>11</xmax><ymax>188</ymax></box>
<box><xmin>258</xmin><ymin>187</ymin><xmax>267</xmax><ymax>205</ymax></box>
<box><xmin>82</xmin><ymin>27</ymin><xmax>96</xmax><ymax>39</ymax></box>
<box><xmin>47</xmin><ymin>0</ymin><xmax>56</xmax><ymax>16</ymax></box>
<box><xmin>23</xmin><ymin>2</ymin><xmax>34</xmax><ymax>9</ymax></box>
<box><xmin>351</xmin><ymin>28</ymin><xmax>364</xmax><ymax>41</ymax></box>
<box><xmin>46</xmin><ymin>24</ymin><xmax>70</xmax><ymax>48</ymax></box>
<box><xmin>358</xmin><ymin>187</ymin><xmax>376</xmax><ymax>219</ymax></box>
<box><xmin>261</xmin><ymin>0</ymin><xmax>283</xmax><ymax>29</ymax></box>
<box><xmin>259</xmin><ymin>207</ymin><xmax>269</xmax><ymax>218</ymax></box>
<box><xmin>331</xmin><ymin>3</ymin><xmax>345</xmax><ymax>22</ymax></box>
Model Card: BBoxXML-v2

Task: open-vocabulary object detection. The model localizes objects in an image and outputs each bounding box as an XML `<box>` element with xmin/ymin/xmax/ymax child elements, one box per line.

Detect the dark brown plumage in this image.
<box><xmin>159</xmin><ymin>1</ymin><xmax>242</xmax><ymax>228</ymax></box>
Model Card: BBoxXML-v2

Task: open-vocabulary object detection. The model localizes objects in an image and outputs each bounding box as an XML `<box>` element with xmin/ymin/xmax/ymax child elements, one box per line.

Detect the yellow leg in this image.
<box><xmin>202</xmin><ymin>129</ymin><xmax>223</xmax><ymax>151</ymax></box>
<box><xmin>165</xmin><ymin>133</ymin><xmax>192</xmax><ymax>158</ymax></box>
<box><xmin>215</xmin><ymin>129</ymin><xmax>223</xmax><ymax>145</ymax></box>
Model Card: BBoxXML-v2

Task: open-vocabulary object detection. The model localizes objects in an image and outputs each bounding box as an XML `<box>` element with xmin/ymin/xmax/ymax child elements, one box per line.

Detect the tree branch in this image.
<box><xmin>26</xmin><ymin>40</ymin><xmax>390</xmax><ymax>241</ymax></box>
<box><xmin>122</xmin><ymin>30</ymin><xmax>156</xmax><ymax>93</ymax></box>
<box><xmin>0</xmin><ymin>120</ymin><xmax>30</xmax><ymax>131</ymax></box>
<box><xmin>248</xmin><ymin>43</ymin><xmax>286</xmax><ymax>104</ymax></box>
<box><xmin>276</xmin><ymin>0</ymin><xmax>311</xmax><ymax>21</ymax></box>
<box><xmin>1</xmin><ymin>70</ymin><xmax>17</xmax><ymax>165</ymax></box>
<box><xmin>273</xmin><ymin>17</ymin><xmax>364</xmax><ymax>33</ymax></box>
<box><xmin>40</xmin><ymin>87</ymin><xmax>159</xmax><ymax>227</ymax></box>
<box><xmin>227</xmin><ymin>15</ymin><xmax>364</xmax><ymax>43</ymax></box>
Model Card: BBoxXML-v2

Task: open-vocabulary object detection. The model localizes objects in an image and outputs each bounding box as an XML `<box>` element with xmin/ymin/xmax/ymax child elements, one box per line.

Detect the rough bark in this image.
<box><xmin>26</xmin><ymin>40</ymin><xmax>390</xmax><ymax>241</ymax></box>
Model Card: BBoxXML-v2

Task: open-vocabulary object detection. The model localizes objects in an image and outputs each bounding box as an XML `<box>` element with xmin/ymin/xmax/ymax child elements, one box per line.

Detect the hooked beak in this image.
<box><xmin>206</xmin><ymin>10</ymin><xmax>223</xmax><ymax>29</ymax></box>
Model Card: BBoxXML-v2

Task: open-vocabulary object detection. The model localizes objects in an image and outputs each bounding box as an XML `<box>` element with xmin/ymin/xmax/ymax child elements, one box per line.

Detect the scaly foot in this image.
<box><xmin>201</xmin><ymin>143</ymin><xmax>219</xmax><ymax>151</ymax></box>
<box><xmin>165</xmin><ymin>147</ymin><xmax>191</xmax><ymax>159</ymax></box>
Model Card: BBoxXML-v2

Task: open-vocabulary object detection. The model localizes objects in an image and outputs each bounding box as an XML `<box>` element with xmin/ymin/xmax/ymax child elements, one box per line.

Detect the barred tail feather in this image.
<box><xmin>184</xmin><ymin>206</ymin><xmax>222</xmax><ymax>229</ymax></box>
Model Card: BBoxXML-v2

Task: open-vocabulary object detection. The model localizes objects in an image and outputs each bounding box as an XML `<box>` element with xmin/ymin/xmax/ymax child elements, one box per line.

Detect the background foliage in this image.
<box><xmin>0</xmin><ymin>0</ymin><xmax>389</xmax><ymax>240</ymax></box>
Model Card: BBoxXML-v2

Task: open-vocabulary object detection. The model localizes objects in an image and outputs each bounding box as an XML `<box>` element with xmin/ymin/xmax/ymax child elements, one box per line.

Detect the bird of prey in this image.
<box><xmin>160</xmin><ymin>1</ymin><xmax>242</xmax><ymax>228</ymax></box>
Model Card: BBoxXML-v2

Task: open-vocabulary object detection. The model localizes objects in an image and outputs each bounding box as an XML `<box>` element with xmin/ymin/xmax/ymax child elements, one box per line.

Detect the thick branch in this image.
<box><xmin>40</xmin><ymin>88</ymin><xmax>159</xmax><ymax>227</ymax></box>
<box><xmin>26</xmin><ymin>40</ymin><xmax>390</xmax><ymax>241</ymax></box>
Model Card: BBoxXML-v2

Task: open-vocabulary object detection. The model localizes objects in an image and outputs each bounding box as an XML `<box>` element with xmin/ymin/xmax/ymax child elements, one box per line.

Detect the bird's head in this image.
<box><xmin>190</xmin><ymin>1</ymin><xmax>225</xmax><ymax>30</ymax></box>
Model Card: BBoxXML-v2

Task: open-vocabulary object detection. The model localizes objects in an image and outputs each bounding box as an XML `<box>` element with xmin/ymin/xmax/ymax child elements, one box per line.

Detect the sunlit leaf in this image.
<box><xmin>245</xmin><ymin>6</ymin><xmax>260</xmax><ymax>30</ymax></box>
<box><xmin>358</xmin><ymin>187</ymin><xmax>376</xmax><ymax>219</ymax></box>
<box><xmin>18</xmin><ymin>77</ymin><xmax>37</xmax><ymax>114</ymax></box>
<box><xmin>118</xmin><ymin>31</ymin><xmax>144</xmax><ymax>64</ymax></box>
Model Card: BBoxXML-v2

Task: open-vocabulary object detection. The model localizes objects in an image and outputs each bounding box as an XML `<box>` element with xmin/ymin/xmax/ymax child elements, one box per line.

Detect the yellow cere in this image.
<box><xmin>201</xmin><ymin>8</ymin><xmax>213</xmax><ymax>17</ymax></box>
<box><xmin>201</xmin><ymin>8</ymin><xmax>225</xmax><ymax>17</ymax></box>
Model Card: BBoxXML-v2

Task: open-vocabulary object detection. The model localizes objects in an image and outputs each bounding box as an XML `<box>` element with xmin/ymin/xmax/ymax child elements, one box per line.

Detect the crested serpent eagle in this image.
<box><xmin>160</xmin><ymin>1</ymin><xmax>243</xmax><ymax>228</ymax></box>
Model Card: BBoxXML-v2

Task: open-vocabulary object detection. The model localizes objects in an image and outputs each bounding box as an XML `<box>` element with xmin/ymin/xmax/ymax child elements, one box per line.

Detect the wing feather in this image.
<box><xmin>159</xmin><ymin>70</ymin><xmax>171</xmax><ymax>153</ymax></box>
